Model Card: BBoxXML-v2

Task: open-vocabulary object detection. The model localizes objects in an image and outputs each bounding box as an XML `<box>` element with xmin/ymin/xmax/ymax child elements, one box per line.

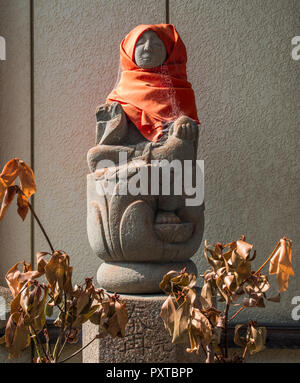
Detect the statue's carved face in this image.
<box><xmin>134</xmin><ymin>30</ymin><xmax>167</xmax><ymax>69</ymax></box>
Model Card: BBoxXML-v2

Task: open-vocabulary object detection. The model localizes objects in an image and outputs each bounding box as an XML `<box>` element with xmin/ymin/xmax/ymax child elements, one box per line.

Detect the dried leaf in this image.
<box><xmin>65</xmin><ymin>328</ymin><xmax>80</xmax><ymax>344</ymax></box>
<box><xmin>224</xmin><ymin>241</ymin><xmax>237</xmax><ymax>251</ymax></box>
<box><xmin>172</xmin><ymin>300</ymin><xmax>191</xmax><ymax>344</ymax></box>
<box><xmin>89</xmin><ymin>311</ymin><xmax>101</xmax><ymax>325</ymax></box>
<box><xmin>5</xmin><ymin>261</ymin><xmax>42</xmax><ymax>299</ymax></box>
<box><xmin>234</xmin><ymin>323</ymin><xmax>267</xmax><ymax>355</ymax></box>
<box><xmin>269</xmin><ymin>238</ymin><xmax>294</xmax><ymax>292</ymax></box>
<box><xmin>242</xmin><ymin>295</ymin><xmax>265</xmax><ymax>308</ymax></box>
<box><xmin>245</xmin><ymin>274</ymin><xmax>270</xmax><ymax>295</ymax></box>
<box><xmin>160</xmin><ymin>295</ymin><xmax>176</xmax><ymax>337</ymax></box>
<box><xmin>223</xmin><ymin>273</ymin><xmax>237</xmax><ymax>292</ymax></box>
<box><xmin>215</xmin><ymin>268</ymin><xmax>229</xmax><ymax>303</ymax></box>
<box><xmin>10</xmin><ymin>293</ymin><xmax>22</xmax><ymax>317</ymax></box>
<box><xmin>202</xmin><ymin>307</ymin><xmax>222</xmax><ymax>326</ymax></box>
<box><xmin>248</xmin><ymin>325</ymin><xmax>267</xmax><ymax>355</ymax></box>
<box><xmin>0</xmin><ymin>159</ymin><xmax>36</xmax><ymax>220</ymax></box>
<box><xmin>105</xmin><ymin>299</ymin><xmax>128</xmax><ymax>338</ymax></box>
<box><xmin>6</xmin><ymin>262</ymin><xmax>30</xmax><ymax>297</ymax></box>
<box><xmin>201</xmin><ymin>280</ymin><xmax>214</xmax><ymax>308</ymax></box>
<box><xmin>5</xmin><ymin>312</ymin><xmax>31</xmax><ymax>359</ymax></box>
<box><xmin>233</xmin><ymin>324</ymin><xmax>247</xmax><ymax>348</ymax></box>
<box><xmin>18</xmin><ymin>160</ymin><xmax>36</xmax><ymax>198</ymax></box>
<box><xmin>222</xmin><ymin>249</ymin><xmax>233</xmax><ymax>262</ymax></box>
<box><xmin>45</xmin><ymin>251</ymin><xmax>73</xmax><ymax>299</ymax></box>
<box><xmin>187</xmin><ymin>325</ymin><xmax>199</xmax><ymax>353</ymax></box>
<box><xmin>187</xmin><ymin>308</ymin><xmax>212</xmax><ymax>352</ymax></box>
<box><xmin>76</xmin><ymin>290</ymin><xmax>91</xmax><ymax>315</ymax></box>
<box><xmin>204</xmin><ymin>248</ymin><xmax>223</xmax><ymax>271</ymax></box>
<box><xmin>71</xmin><ymin>301</ymin><xmax>98</xmax><ymax>327</ymax></box>
<box><xmin>36</xmin><ymin>252</ymin><xmax>49</xmax><ymax>274</ymax></box>
<box><xmin>267</xmin><ymin>293</ymin><xmax>281</xmax><ymax>303</ymax></box>
<box><xmin>20</xmin><ymin>282</ymin><xmax>48</xmax><ymax>332</ymax></box>
<box><xmin>235</xmin><ymin>260</ymin><xmax>252</xmax><ymax>284</ymax></box>
<box><xmin>161</xmin><ymin>287</ymin><xmax>195</xmax><ymax>345</ymax></box>
<box><xmin>113</xmin><ymin>300</ymin><xmax>128</xmax><ymax>337</ymax></box>
<box><xmin>171</xmin><ymin>272</ymin><xmax>197</xmax><ymax>290</ymax></box>
<box><xmin>4</xmin><ymin>313</ymin><xmax>18</xmax><ymax>349</ymax></box>
<box><xmin>17</xmin><ymin>193</ymin><xmax>29</xmax><ymax>221</ymax></box>
<box><xmin>0</xmin><ymin>178</ymin><xmax>6</xmax><ymax>202</ymax></box>
<box><xmin>89</xmin><ymin>294</ymin><xmax>128</xmax><ymax>339</ymax></box>
<box><xmin>77</xmin><ymin>304</ymin><xmax>100</xmax><ymax>326</ymax></box>
<box><xmin>0</xmin><ymin>158</ymin><xmax>19</xmax><ymax>187</ymax></box>
<box><xmin>0</xmin><ymin>186</ymin><xmax>17</xmax><ymax>220</ymax></box>
<box><xmin>236</xmin><ymin>239</ymin><xmax>253</xmax><ymax>260</ymax></box>
<box><xmin>159</xmin><ymin>270</ymin><xmax>179</xmax><ymax>293</ymax></box>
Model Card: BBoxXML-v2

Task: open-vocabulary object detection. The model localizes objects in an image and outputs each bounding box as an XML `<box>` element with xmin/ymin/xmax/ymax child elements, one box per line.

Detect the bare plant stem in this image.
<box><xmin>224</xmin><ymin>301</ymin><xmax>230</xmax><ymax>358</ymax></box>
<box><xmin>242</xmin><ymin>345</ymin><xmax>248</xmax><ymax>360</ymax></box>
<box><xmin>54</xmin><ymin>292</ymin><xmax>67</xmax><ymax>362</ymax></box>
<box><xmin>43</xmin><ymin>321</ymin><xmax>52</xmax><ymax>358</ymax></box>
<box><xmin>205</xmin><ymin>343</ymin><xmax>214</xmax><ymax>363</ymax></box>
<box><xmin>30</xmin><ymin>325</ymin><xmax>51</xmax><ymax>362</ymax></box>
<box><xmin>30</xmin><ymin>328</ymin><xmax>42</xmax><ymax>362</ymax></box>
<box><xmin>57</xmin><ymin>304</ymin><xmax>77</xmax><ymax>360</ymax></box>
<box><xmin>229</xmin><ymin>305</ymin><xmax>245</xmax><ymax>321</ymax></box>
<box><xmin>27</xmin><ymin>200</ymin><xmax>54</xmax><ymax>253</ymax></box>
<box><xmin>16</xmin><ymin>187</ymin><xmax>54</xmax><ymax>253</ymax></box>
<box><xmin>200</xmin><ymin>342</ymin><xmax>207</xmax><ymax>359</ymax></box>
<box><xmin>52</xmin><ymin>334</ymin><xmax>61</xmax><ymax>362</ymax></box>
<box><xmin>229</xmin><ymin>240</ymin><xmax>281</xmax><ymax>322</ymax></box>
<box><xmin>59</xmin><ymin>335</ymin><xmax>98</xmax><ymax>363</ymax></box>
<box><xmin>57</xmin><ymin>337</ymin><xmax>67</xmax><ymax>360</ymax></box>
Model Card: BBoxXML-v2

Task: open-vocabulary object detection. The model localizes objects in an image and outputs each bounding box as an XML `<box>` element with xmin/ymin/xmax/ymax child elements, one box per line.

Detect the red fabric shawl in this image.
<box><xmin>106</xmin><ymin>24</ymin><xmax>200</xmax><ymax>142</ymax></box>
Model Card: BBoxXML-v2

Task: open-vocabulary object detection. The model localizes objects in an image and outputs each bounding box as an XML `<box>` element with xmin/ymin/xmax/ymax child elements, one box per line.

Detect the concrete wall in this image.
<box><xmin>0</xmin><ymin>0</ymin><xmax>31</xmax><ymax>284</ymax></box>
<box><xmin>0</xmin><ymin>0</ymin><xmax>299</xmax><ymax>362</ymax></box>
<box><xmin>170</xmin><ymin>0</ymin><xmax>299</xmax><ymax>324</ymax></box>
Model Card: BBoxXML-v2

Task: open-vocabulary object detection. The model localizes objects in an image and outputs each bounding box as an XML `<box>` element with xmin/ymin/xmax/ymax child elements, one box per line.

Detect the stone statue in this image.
<box><xmin>87</xmin><ymin>24</ymin><xmax>204</xmax><ymax>293</ymax></box>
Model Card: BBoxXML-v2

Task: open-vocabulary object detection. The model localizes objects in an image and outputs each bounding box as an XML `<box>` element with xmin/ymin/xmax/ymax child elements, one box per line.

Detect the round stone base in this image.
<box><xmin>97</xmin><ymin>260</ymin><xmax>197</xmax><ymax>294</ymax></box>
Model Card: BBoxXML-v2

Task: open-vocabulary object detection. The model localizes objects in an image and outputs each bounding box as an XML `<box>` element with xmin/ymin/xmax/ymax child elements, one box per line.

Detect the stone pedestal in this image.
<box><xmin>82</xmin><ymin>293</ymin><xmax>203</xmax><ymax>363</ymax></box>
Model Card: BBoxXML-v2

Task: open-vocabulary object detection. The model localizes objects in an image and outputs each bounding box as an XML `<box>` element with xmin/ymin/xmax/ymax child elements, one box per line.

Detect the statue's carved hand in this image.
<box><xmin>96</xmin><ymin>102</ymin><xmax>123</xmax><ymax>122</ymax></box>
<box><xmin>171</xmin><ymin>116</ymin><xmax>198</xmax><ymax>141</ymax></box>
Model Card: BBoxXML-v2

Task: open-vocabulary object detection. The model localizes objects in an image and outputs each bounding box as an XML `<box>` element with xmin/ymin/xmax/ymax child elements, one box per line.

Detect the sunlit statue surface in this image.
<box><xmin>87</xmin><ymin>24</ymin><xmax>204</xmax><ymax>293</ymax></box>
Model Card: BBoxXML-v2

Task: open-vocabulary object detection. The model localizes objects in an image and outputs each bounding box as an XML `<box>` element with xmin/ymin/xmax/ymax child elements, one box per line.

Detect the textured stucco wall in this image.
<box><xmin>0</xmin><ymin>0</ymin><xmax>299</xmax><ymax>363</ymax></box>
<box><xmin>0</xmin><ymin>0</ymin><xmax>31</xmax><ymax>284</ymax></box>
<box><xmin>171</xmin><ymin>0</ymin><xmax>299</xmax><ymax>325</ymax></box>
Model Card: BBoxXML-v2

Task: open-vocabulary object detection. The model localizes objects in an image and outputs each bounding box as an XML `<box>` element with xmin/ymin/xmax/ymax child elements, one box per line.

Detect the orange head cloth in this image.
<box><xmin>106</xmin><ymin>24</ymin><xmax>200</xmax><ymax>142</ymax></box>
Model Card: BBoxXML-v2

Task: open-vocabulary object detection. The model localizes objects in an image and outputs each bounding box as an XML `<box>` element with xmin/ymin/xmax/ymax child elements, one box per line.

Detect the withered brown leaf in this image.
<box><xmin>0</xmin><ymin>158</ymin><xmax>19</xmax><ymax>186</ymax></box>
<box><xmin>4</xmin><ymin>312</ymin><xmax>31</xmax><ymax>359</ymax></box>
<box><xmin>187</xmin><ymin>308</ymin><xmax>212</xmax><ymax>353</ymax></box>
<box><xmin>0</xmin><ymin>158</ymin><xmax>36</xmax><ymax>220</ymax></box>
<box><xmin>269</xmin><ymin>238</ymin><xmax>294</xmax><ymax>292</ymax></box>
<box><xmin>0</xmin><ymin>186</ymin><xmax>17</xmax><ymax>220</ymax></box>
